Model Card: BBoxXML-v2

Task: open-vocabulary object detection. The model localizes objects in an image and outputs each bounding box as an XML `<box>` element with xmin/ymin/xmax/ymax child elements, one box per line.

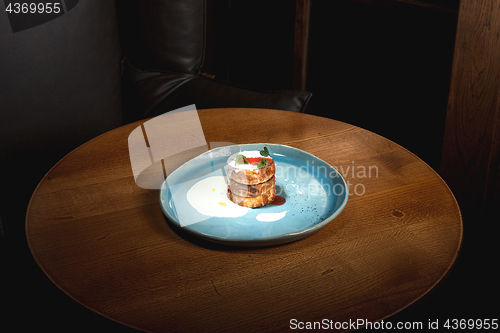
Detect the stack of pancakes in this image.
<box><xmin>226</xmin><ymin>153</ymin><xmax>276</xmax><ymax>208</ymax></box>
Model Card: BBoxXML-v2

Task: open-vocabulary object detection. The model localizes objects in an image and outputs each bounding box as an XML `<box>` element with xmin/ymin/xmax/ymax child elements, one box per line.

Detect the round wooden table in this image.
<box><xmin>26</xmin><ymin>108</ymin><xmax>462</xmax><ymax>332</ymax></box>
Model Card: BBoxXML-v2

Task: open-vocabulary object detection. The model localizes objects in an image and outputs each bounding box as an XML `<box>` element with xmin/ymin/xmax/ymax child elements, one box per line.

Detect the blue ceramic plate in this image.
<box><xmin>160</xmin><ymin>144</ymin><xmax>348</xmax><ymax>247</ymax></box>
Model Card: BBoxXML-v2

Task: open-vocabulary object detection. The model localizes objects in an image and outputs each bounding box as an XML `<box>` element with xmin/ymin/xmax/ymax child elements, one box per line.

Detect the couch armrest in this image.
<box><xmin>122</xmin><ymin>60</ymin><xmax>312</xmax><ymax>123</ymax></box>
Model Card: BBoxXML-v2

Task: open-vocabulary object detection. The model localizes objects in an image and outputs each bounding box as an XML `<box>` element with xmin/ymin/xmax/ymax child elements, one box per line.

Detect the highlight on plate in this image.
<box><xmin>186</xmin><ymin>175</ymin><xmax>250</xmax><ymax>218</ymax></box>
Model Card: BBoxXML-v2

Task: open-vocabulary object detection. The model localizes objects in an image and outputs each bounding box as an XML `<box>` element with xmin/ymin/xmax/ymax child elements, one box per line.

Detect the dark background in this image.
<box><xmin>1</xmin><ymin>0</ymin><xmax>497</xmax><ymax>331</ymax></box>
<box><xmin>210</xmin><ymin>0</ymin><xmax>458</xmax><ymax>173</ymax></box>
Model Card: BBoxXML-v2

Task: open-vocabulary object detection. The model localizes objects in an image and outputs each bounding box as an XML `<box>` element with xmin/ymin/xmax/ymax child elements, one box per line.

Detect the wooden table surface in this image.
<box><xmin>26</xmin><ymin>108</ymin><xmax>462</xmax><ymax>332</ymax></box>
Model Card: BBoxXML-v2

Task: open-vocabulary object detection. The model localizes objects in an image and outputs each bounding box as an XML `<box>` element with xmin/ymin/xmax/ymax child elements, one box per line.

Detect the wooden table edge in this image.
<box><xmin>24</xmin><ymin>108</ymin><xmax>464</xmax><ymax>331</ymax></box>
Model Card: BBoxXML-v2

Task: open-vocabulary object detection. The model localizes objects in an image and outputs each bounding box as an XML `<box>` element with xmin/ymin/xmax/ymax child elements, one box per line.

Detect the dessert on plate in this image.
<box><xmin>226</xmin><ymin>147</ymin><xmax>276</xmax><ymax>208</ymax></box>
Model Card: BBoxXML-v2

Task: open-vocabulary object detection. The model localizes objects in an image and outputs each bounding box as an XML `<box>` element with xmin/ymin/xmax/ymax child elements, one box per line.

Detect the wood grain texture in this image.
<box><xmin>26</xmin><ymin>108</ymin><xmax>462</xmax><ymax>332</ymax></box>
<box><xmin>440</xmin><ymin>0</ymin><xmax>500</xmax><ymax>225</ymax></box>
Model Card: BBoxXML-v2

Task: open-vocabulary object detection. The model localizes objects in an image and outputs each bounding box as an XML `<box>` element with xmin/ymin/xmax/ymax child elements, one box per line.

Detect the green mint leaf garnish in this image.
<box><xmin>235</xmin><ymin>154</ymin><xmax>249</xmax><ymax>165</ymax></box>
<box><xmin>257</xmin><ymin>158</ymin><xmax>269</xmax><ymax>169</ymax></box>
<box><xmin>260</xmin><ymin>146</ymin><xmax>270</xmax><ymax>157</ymax></box>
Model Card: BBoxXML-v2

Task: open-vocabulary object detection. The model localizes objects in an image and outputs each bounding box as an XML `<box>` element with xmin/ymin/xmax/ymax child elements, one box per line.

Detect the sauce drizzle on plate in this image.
<box><xmin>270</xmin><ymin>195</ymin><xmax>286</xmax><ymax>206</ymax></box>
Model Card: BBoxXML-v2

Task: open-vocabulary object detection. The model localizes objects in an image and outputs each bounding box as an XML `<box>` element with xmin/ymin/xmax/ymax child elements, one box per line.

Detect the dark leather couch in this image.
<box><xmin>117</xmin><ymin>0</ymin><xmax>311</xmax><ymax>123</ymax></box>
